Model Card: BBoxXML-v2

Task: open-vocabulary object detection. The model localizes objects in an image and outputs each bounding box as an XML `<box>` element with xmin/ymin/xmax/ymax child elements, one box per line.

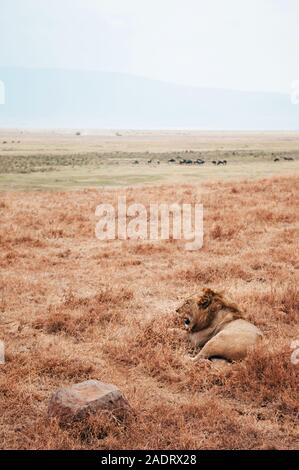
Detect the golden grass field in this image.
<box><xmin>0</xmin><ymin>131</ymin><xmax>298</xmax><ymax>449</ymax></box>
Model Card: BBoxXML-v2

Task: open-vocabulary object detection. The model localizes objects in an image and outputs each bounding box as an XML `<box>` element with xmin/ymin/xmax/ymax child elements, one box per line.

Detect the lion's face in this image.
<box><xmin>176</xmin><ymin>288</ymin><xmax>242</xmax><ymax>334</ymax></box>
<box><xmin>176</xmin><ymin>298</ymin><xmax>200</xmax><ymax>331</ymax></box>
<box><xmin>176</xmin><ymin>290</ymin><xmax>214</xmax><ymax>332</ymax></box>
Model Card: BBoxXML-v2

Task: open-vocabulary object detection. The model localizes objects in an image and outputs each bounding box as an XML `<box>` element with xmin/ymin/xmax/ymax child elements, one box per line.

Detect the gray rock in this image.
<box><xmin>48</xmin><ymin>380</ymin><xmax>130</xmax><ymax>424</ymax></box>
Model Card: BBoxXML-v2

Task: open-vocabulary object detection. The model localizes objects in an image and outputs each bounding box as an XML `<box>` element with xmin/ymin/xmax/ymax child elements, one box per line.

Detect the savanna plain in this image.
<box><xmin>0</xmin><ymin>130</ymin><xmax>298</xmax><ymax>449</ymax></box>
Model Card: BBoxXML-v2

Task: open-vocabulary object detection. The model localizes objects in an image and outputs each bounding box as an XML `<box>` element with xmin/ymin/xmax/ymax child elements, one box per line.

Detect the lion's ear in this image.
<box><xmin>199</xmin><ymin>288</ymin><xmax>216</xmax><ymax>308</ymax></box>
<box><xmin>203</xmin><ymin>288</ymin><xmax>216</xmax><ymax>296</ymax></box>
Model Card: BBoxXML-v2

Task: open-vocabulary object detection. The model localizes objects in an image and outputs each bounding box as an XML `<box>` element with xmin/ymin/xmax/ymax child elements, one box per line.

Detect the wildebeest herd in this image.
<box><xmin>273</xmin><ymin>156</ymin><xmax>294</xmax><ymax>162</ymax></box>
<box><xmin>131</xmin><ymin>155</ymin><xmax>296</xmax><ymax>165</ymax></box>
<box><xmin>178</xmin><ymin>158</ymin><xmax>205</xmax><ymax>165</ymax></box>
<box><xmin>134</xmin><ymin>158</ymin><xmax>228</xmax><ymax>165</ymax></box>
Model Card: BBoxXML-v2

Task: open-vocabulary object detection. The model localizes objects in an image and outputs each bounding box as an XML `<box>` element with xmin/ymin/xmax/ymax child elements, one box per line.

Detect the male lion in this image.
<box><xmin>176</xmin><ymin>288</ymin><xmax>263</xmax><ymax>362</ymax></box>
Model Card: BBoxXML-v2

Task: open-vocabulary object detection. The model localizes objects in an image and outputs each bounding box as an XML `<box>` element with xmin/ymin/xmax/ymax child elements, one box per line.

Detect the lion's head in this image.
<box><xmin>176</xmin><ymin>288</ymin><xmax>242</xmax><ymax>332</ymax></box>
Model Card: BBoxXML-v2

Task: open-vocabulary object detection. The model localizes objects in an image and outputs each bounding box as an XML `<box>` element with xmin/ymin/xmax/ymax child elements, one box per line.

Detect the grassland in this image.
<box><xmin>0</xmin><ymin>131</ymin><xmax>298</xmax><ymax>449</ymax></box>
<box><xmin>0</xmin><ymin>130</ymin><xmax>299</xmax><ymax>189</ymax></box>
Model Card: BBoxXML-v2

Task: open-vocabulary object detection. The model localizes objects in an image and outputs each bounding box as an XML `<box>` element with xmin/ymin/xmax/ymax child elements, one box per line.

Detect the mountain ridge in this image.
<box><xmin>0</xmin><ymin>67</ymin><xmax>298</xmax><ymax>130</ymax></box>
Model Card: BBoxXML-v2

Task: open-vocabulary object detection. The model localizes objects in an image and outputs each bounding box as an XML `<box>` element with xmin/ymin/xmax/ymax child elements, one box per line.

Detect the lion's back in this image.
<box><xmin>213</xmin><ymin>319</ymin><xmax>263</xmax><ymax>361</ymax></box>
<box><xmin>222</xmin><ymin>318</ymin><xmax>262</xmax><ymax>338</ymax></box>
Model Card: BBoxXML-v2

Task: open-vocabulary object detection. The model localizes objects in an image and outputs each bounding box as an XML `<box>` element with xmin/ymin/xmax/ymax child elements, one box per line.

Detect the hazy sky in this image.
<box><xmin>1</xmin><ymin>0</ymin><xmax>298</xmax><ymax>93</ymax></box>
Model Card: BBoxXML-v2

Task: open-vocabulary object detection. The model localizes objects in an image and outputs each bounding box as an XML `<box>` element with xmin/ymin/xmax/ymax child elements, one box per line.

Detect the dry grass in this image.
<box><xmin>0</xmin><ymin>175</ymin><xmax>298</xmax><ymax>449</ymax></box>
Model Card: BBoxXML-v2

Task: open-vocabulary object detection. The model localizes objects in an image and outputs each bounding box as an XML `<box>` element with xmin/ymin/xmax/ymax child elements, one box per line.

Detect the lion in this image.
<box><xmin>176</xmin><ymin>288</ymin><xmax>263</xmax><ymax>362</ymax></box>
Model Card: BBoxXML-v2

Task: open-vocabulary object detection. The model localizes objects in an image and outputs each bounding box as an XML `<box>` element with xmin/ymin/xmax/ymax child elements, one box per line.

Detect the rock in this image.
<box><xmin>48</xmin><ymin>380</ymin><xmax>130</xmax><ymax>424</ymax></box>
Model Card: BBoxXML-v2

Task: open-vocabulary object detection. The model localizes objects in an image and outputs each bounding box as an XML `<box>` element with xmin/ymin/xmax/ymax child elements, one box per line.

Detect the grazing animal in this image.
<box><xmin>133</xmin><ymin>160</ymin><xmax>139</xmax><ymax>164</ymax></box>
<box><xmin>223</xmin><ymin>160</ymin><xmax>227</xmax><ymax>165</ymax></box>
<box><xmin>283</xmin><ymin>156</ymin><xmax>294</xmax><ymax>161</ymax></box>
<box><xmin>274</xmin><ymin>158</ymin><xmax>280</xmax><ymax>162</ymax></box>
<box><xmin>168</xmin><ymin>158</ymin><xmax>176</xmax><ymax>163</ymax></box>
<box><xmin>148</xmin><ymin>160</ymin><xmax>152</xmax><ymax>164</ymax></box>
<box><xmin>195</xmin><ymin>159</ymin><xmax>205</xmax><ymax>165</ymax></box>
<box><xmin>176</xmin><ymin>288</ymin><xmax>263</xmax><ymax>362</ymax></box>
<box><xmin>212</xmin><ymin>160</ymin><xmax>217</xmax><ymax>165</ymax></box>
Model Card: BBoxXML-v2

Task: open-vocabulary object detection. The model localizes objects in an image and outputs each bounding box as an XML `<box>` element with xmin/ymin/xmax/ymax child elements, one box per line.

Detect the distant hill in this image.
<box><xmin>0</xmin><ymin>67</ymin><xmax>298</xmax><ymax>129</ymax></box>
